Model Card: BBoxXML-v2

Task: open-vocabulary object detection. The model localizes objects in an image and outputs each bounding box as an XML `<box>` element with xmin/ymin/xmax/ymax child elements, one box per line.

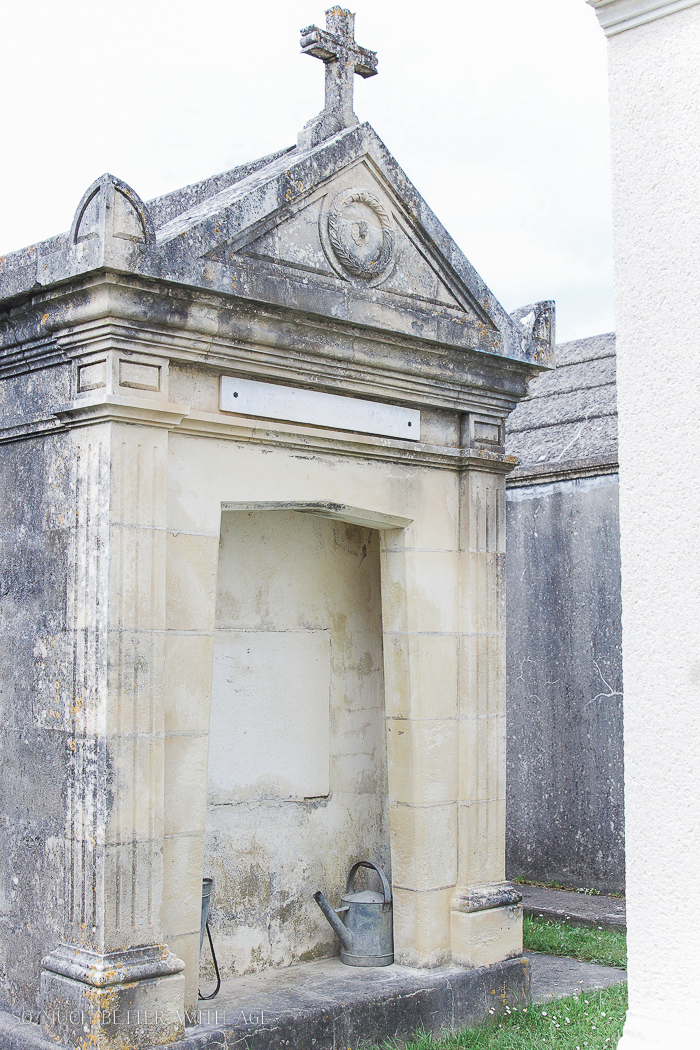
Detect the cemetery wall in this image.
<box><xmin>504</xmin><ymin>334</ymin><xmax>625</xmax><ymax>893</ymax></box>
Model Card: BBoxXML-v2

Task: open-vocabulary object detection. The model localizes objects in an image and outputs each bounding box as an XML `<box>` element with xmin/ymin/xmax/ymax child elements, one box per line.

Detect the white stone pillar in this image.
<box><xmin>588</xmin><ymin>3</ymin><xmax>700</xmax><ymax>1047</ymax></box>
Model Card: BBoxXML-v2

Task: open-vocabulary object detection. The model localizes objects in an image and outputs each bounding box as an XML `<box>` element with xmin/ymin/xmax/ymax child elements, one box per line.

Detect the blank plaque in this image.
<box><xmin>208</xmin><ymin>629</ymin><xmax>331</xmax><ymax>801</ymax></box>
<box><xmin>220</xmin><ymin>375</ymin><xmax>420</xmax><ymax>441</ymax></box>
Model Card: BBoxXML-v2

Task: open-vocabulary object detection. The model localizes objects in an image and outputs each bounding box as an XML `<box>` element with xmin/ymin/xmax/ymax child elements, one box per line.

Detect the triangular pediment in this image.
<box><xmin>149</xmin><ymin>123</ymin><xmax>553</xmax><ymax>362</ymax></box>
<box><xmin>204</xmin><ymin>157</ymin><xmax>490</xmax><ymax>326</ymax></box>
<box><xmin>4</xmin><ymin>123</ymin><xmax>551</xmax><ymax>366</ymax></box>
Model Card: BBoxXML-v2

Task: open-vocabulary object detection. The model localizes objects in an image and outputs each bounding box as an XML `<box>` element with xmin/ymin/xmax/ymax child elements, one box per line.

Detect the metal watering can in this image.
<box><xmin>314</xmin><ymin>861</ymin><xmax>393</xmax><ymax>967</ymax></box>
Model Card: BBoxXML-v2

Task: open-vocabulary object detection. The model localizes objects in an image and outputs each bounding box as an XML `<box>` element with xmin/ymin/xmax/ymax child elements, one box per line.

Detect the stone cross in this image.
<box><xmin>298</xmin><ymin>7</ymin><xmax>377</xmax><ymax>148</ymax></box>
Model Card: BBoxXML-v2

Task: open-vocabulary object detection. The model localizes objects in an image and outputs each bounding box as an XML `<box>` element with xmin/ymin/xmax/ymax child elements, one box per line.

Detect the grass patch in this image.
<box><xmin>523</xmin><ymin>916</ymin><xmax>627</xmax><ymax>970</ymax></box>
<box><xmin>371</xmin><ymin>983</ymin><xmax>627</xmax><ymax>1050</ymax></box>
<box><xmin>511</xmin><ymin>876</ymin><xmax>625</xmax><ymax>899</ymax></box>
<box><xmin>511</xmin><ymin>876</ymin><xmax>602</xmax><ymax>895</ymax></box>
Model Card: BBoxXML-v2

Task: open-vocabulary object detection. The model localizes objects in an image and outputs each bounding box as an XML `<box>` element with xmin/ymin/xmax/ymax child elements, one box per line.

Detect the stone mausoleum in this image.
<box><xmin>0</xmin><ymin>9</ymin><xmax>553</xmax><ymax>1048</ymax></box>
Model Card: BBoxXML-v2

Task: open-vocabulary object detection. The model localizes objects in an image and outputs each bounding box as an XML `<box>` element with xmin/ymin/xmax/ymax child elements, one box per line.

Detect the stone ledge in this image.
<box><xmin>0</xmin><ymin>957</ymin><xmax>529</xmax><ymax>1050</ymax></box>
<box><xmin>506</xmin><ymin>455</ymin><xmax>618</xmax><ymax>487</ymax></box>
<box><xmin>170</xmin><ymin>956</ymin><xmax>530</xmax><ymax>1050</ymax></box>
<box><xmin>520</xmin><ymin>885</ymin><xmax>626</xmax><ymax>931</ymax></box>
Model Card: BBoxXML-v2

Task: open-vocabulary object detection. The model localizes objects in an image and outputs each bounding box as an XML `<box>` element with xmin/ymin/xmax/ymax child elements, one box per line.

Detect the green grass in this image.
<box><xmin>366</xmin><ymin>918</ymin><xmax>628</xmax><ymax>1049</ymax></box>
<box><xmin>523</xmin><ymin>916</ymin><xmax>627</xmax><ymax>970</ymax></box>
<box><xmin>511</xmin><ymin>876</ymin><xmax>601</xmax><ymax>895</ymax></box>
<box><xmin>371</xmin><ymin>984</ymin><xmax>628</xmax><ymax>1050</ymax></box>
<box><xmin>511</xmin><ymin>877</ymin><xmax>625</xmax><ymax>900</ymax></box>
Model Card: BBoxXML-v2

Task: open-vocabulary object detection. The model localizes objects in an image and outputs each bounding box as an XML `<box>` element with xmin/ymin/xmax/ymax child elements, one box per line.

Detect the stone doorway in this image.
<box><xmin>203</xmin><ymin>508</ymin><xmax>390</xmax><ymax>978</ymax></box>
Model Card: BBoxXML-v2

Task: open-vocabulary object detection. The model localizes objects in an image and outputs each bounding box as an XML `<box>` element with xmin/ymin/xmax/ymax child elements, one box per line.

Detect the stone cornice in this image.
<box><xmin>0</xmin><ymin>391</ymin><xmax>518</xmax><ymax>473</ymax></box>
<box><xmin>0</xmin><ymin>273</ymin><xmax>537</xmax><ymax>418</ymax></box>
<box><xmin>588</xmin><ymin>0</ymin><xmax>700</xmax><ymax>35</ymax></box>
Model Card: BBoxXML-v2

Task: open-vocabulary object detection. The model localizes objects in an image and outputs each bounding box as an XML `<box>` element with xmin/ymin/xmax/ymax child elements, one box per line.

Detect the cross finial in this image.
<box><xmin>298</xmin><ymin>8</ymin><xmax>378</xmax><ymax>149</ymax></box>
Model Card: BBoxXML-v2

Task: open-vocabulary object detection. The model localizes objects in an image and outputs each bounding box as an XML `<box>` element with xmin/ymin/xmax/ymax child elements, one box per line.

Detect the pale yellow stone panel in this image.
<box><xmin>163</xmin><ymin>834</ymin><xmax>204</xmax><ymax>939</ymax></box>
<box><xmin>106</xmin><ymin>734</ymin><xmax>165</xmax><ymax>843</ymax></box>
<box><xmin>166</xmin><ymin>533</ymin><xmax>219</xmax><ymax>632</ymax></box>
<box><xmin>379</xmin><ymin>547</ymin><xmax>408</xmax><ymax>634</ymax></box>
<box><xmin>102</xmin><ymin>840</ymin><xmax>164</xmax><ymax>948</ymax></box>
<box><xmin>393</xmin><ymin>467</ymin><xmax>459</xmax><ymax>552</ymax></box>
<box><xmin>459</xmin><ymin>552</ymin><xmax>505</xmax><ymax>636</ymax></box>
<box><xmin>166</xmin><ymin>433</ymin><xmax>413</xmax><ymax>536</ymax></box>
<box><xmin>109</xmin><ymin>524</ymin><xmax>166</xmax><ymax>630</ymax></box>
<box><xmin>164</xmin><ymin>734</ymin><xmax>209</xmax><ymax>837</ymax></box>
<box><xmin>169</xmin><ymin>363</ymin><xmax>219</xmax><ymax>416</ymax></box>
<box><xmin>387</xmin><ymin>718</ymin><xmax>458</xmax><ymax>804</ymax></box>
<box><xmin>459</xmin><ymin>471</ymin><xmax>506</xmax><ymax>554</ymax></box>
<box><xmin>165</xmin><ymin>634</ymin><xmax>214</xmax><ymax>734</ymax></box>
<box><xmin>390</xmin><ymin>802</ymin><xmax>457</xmax><ymax>890</ymax></box>
<box><xmin>110</xmin><ymin>425</ymin><xmax>168</xmax><ymax>529</ymax></box>
<box><xmin>163</xmin><ymin>930</ymin><xmax>200</xmax><ymax>1016</ymax></box>
<box><xmin>458</xmin><ymin>716</ymin><xmax>506</xmax><ymax>802</ymax></box>
<box><xmin>419</xmin><ymin>408</ymin><xmax>461</xmax><ymax>449</ymax></box>
<box><xmin>392</xmin><ymin>887</ymin><xmax>453</xmax><ymax>968</ymax></box>
<box><xmin>383</xmin><ymin>633</ymin><xmax>459</xmax><ymax>720</ymax></box>
<box><xmin>105</xmin><ymin>631</ymin><xmax>166</xmax><ymax>735</ymax></box>
<box><xmin>459</xmin><ymin>633</ymin><xmax>505</xmax><ymax>720</ymax></box>
<box><xmin>381</xmin><ymin>549</ymin><xmax>459</xmax><ymax>634</ymax></box>
<box><xmin>450</xmin><ymin>904</ymin><xmax>523</xmax><ymax>968</ymax></box>
<box><xmin>457</xmin><ymin>800</ymin><xmax>506</xmax><ymax>886</ymax></box>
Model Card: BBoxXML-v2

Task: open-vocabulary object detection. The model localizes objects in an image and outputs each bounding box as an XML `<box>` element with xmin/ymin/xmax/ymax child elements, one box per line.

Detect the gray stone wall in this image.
<box><xmin>505</xmin><ymin>473</ymin><xmax>624</xmax><ymax>894</ymax></box>
<box><xmin>0</xmin><ymin>429</ymin><xmax>72</xmax><ymax>1013</ymax></box>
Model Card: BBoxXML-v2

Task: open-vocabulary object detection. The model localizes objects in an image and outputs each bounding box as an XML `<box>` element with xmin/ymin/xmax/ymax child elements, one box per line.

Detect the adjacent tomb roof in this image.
<box><xmin>506</xmin><ymin>332</ymin><xmax>617</xmax><ymax>483</ymax></box>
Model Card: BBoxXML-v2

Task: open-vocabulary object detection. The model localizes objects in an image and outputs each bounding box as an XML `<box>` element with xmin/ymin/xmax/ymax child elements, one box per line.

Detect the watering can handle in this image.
<box><xmin>346</xmin><ymin>861</ymin><xmax>392</xmax><ymax>904</ymax></box>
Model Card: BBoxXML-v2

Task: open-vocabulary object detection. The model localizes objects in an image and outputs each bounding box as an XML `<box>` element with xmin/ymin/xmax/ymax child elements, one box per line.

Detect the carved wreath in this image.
<box><xmin>327</xmin><ymin>189</ymin><xmax>394</xmax><ymax>280</ymax></box>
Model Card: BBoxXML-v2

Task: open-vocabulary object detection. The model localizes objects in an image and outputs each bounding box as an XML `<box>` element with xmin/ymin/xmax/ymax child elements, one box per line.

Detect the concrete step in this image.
<box><xmin>527</xmin><ymin>951</ymin><xmax>627</xmax><ymax>1003</ymax></box>
<box><xmin>520</xmin><ymin>885</ymin><xmax>626</xmax><ymax>931</ymax></box>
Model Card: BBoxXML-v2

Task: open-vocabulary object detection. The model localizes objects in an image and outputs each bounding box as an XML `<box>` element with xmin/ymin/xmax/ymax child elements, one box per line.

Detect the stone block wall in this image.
<box><xmin>504</xmin><ymin>333</ymin><xmax>624</xmax><ymax>894</ymax></box>
<box><xmin>505</xmin><ymin>474</ymin><xmax>624</xmax><ymax>893</ymax></box>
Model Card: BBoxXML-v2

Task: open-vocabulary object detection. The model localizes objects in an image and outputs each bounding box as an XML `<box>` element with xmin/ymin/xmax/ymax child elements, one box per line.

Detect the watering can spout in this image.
<box><xmin>314</xmin><ymin>890</ymin><xmax>353</xmax><ymax>952</ymax></box>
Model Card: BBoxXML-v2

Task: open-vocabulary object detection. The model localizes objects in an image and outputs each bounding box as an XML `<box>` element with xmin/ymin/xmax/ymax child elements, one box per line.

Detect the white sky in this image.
<box><xmin>2</xmin><ymin>0</ymin><xmax>612</xmax><ymax>343</ymax></box>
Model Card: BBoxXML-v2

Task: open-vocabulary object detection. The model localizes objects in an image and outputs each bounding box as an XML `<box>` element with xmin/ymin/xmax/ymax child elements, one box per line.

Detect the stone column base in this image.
<box><xmin>41</xmin><ymin>944</ymin><xmax>185</xmax><ymax>1048</ymax></box>
<box><xmin>450</xmin><ymin>883</ymin><xmax>523</xmax><ymax>968</ymax></box>
<box><xmin>619</xmin><ymin>1011</ymin><xmax>700</xmax><ymax>1050</ymax></box>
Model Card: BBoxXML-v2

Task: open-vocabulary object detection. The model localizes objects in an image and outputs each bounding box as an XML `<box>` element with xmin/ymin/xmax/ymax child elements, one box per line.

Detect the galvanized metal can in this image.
<box><xmin>338</xmin><ymin>861</ymin><xmax>393</xmax><ymax>967</ymax></box>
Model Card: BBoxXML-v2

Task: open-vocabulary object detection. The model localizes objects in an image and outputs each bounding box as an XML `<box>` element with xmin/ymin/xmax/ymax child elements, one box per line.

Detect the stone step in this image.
<box><xmin>527</xmin><ymin>952</ymin><xmax>627</xmax><ymax>1004</ymax></box>
<box><xmin>520</xmin><ymin>885</ymin><xmax>627</xmax><ymax>931</ymax></box>
<box><xmin>0</xmin><ymin>949</ymin><xmax>628</xmax><ymax>1050</ymax></box>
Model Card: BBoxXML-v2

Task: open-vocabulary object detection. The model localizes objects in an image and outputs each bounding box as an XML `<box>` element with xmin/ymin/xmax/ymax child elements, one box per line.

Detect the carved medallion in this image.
<box><xmin>322</xmin><ymin>188</ymin><xmax>395</xmax><ymax>283</ymax></box>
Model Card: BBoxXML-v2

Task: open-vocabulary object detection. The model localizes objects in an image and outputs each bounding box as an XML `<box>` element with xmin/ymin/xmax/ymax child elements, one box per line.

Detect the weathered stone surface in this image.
<box><xmin>0</xmin><ymin>957</ymin><xmax>529</xmax><ymax>1050</ymax></box>
<box><xmin>506</xmin><ymin>333</ymin><xmax>617</xmax><ymax>480</ymax></box>
<box><xmin>505</xmin><ymin>334</ymin><xmax>624</xmax><ymax>894</ymax></box>
<box><xmin>526</xmin><ymin>952</ymin><xmax>626</xmax><ymax>1003</ymax></box>
<box><xmin>0</xmin><ymin>124</ymin><xmax>552</xmax><ymax>368</ymax></box>
<box><xmin>169</xmin><ymin>956</ymin><xmax>529</xmax><ymax>1050</ymax></box>
<box><xmin>298</xmin><ymin>8</ymin><xmax>377</xmax><ymax>149</ymax></box>
<box><xmin>520</xmin><ymin>885</ymin><xmax>626</xmax><ymax>931</ymax></box>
